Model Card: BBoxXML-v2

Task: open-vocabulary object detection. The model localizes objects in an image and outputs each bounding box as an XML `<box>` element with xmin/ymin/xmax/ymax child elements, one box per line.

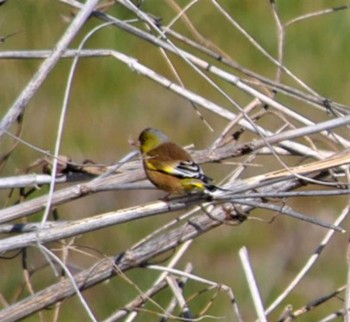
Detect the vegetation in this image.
<box><xmin>1</xmin><ymin>1</ymin><xmax>350</xmax><ymax>321</ymax></box>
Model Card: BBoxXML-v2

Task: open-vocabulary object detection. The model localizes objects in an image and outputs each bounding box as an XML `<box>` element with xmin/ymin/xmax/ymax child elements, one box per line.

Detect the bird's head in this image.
<box><xmin>138</xmin><ymin>128</ymin><xmax>169</xmax><ymax>153</ymax></box>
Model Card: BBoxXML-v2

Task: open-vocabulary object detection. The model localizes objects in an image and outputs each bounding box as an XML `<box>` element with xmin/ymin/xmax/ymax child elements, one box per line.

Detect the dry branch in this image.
<box><xmin>1</xmin><ymin>1</ymin><xmax>350</xmax><ymax>321</ymax></box>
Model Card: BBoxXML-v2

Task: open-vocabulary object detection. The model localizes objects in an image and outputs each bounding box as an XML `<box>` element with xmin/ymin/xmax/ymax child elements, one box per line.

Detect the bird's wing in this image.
<box><xmin>147</xmin><ymin>159</ymin><xmax>213</xmax><ymax>182</ymax></box>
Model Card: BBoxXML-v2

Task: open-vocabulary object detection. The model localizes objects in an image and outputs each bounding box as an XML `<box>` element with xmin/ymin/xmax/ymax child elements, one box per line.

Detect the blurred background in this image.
<box><xmin>1</xmin><ymin>1</ymin><xmax>350</xmax><ymax>321</ymax></box>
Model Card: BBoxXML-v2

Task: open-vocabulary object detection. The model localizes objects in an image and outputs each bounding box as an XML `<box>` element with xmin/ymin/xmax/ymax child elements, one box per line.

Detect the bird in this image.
<box><xmin>138</xmin><ymin>127</ymin><xmax>217</xmax><ymax>195</ymax></box>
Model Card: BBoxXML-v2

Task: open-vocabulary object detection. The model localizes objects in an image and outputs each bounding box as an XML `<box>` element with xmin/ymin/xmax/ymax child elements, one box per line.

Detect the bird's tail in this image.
<box><xmin>205</xmin><ymin>183</ymin><xmax>229</xmax><ymax>193</ymax></box>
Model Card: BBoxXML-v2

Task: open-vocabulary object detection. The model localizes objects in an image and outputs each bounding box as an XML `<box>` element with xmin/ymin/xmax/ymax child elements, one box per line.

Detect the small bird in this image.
<box><xmin>138</xmin><ymin>127</ymin><xmax>217</xmax><ymax>195</ymax></box>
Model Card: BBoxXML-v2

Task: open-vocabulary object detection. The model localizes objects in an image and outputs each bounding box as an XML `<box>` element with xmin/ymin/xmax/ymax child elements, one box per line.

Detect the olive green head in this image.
<box><xmin>138</xmin><ymin>128</ymin><xmax>169</xmax><ymax>153</ymax></box>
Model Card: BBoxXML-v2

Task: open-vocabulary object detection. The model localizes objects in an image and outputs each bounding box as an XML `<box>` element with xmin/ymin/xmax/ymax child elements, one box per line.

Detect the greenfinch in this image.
<box><xmin>138</xmin><ymin>128</ymin><xmax>216</xmax><ymax>195</ymax></box>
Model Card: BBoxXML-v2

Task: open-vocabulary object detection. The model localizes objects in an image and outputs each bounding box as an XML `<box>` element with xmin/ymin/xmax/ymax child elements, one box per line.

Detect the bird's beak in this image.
<box><xmin>128</xmin><ymin>136</ymin><xmax>141</xmax><ymax>148</ymax></box>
